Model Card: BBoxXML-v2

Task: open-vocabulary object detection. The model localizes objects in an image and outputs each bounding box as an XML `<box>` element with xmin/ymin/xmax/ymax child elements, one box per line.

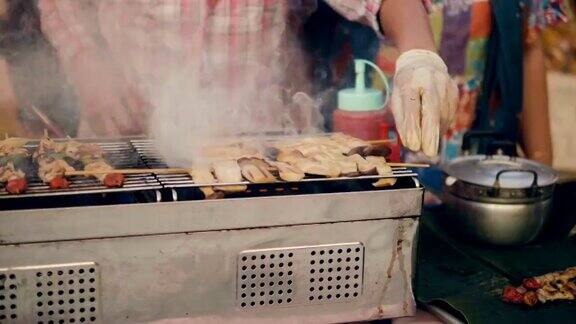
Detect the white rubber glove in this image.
<box><xmin>391</xmin><ymin>49</ymin><xmax>459</xmax><ymax>157</ymax></box>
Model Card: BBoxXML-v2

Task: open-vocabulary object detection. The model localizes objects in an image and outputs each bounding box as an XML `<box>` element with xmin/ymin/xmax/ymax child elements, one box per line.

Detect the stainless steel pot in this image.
<box><xmin>440</xmin><ymin>155</ymin><xmax>558</xmax><ymax>246</ymax></box>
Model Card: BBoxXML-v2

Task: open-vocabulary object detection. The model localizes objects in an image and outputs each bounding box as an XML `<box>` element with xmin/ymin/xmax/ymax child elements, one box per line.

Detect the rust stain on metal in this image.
<box><xmin>379</xmin><ymin>219</ymin><xmax>415</xmax><ymax>314</ymax></box>
<box><xmin>380</xmin><ymin>221</ymin><xmax>402</xmax><ymax>301</ymax></box>
<box><xmin>397</xmin><ymin>227</ymin><xmax>408</xmax><ymax>313</ymax></box>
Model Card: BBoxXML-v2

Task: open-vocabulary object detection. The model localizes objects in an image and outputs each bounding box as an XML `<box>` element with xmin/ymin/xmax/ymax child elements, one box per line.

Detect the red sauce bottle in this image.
<box><xmin>333</xmin><ymin>59</ymin><xmax>390</xmax><ymax>141</ymax></box>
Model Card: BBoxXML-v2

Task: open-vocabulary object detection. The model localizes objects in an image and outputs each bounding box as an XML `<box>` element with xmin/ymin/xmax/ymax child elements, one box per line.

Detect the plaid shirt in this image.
<box><xmin>38</xmin><ymin>0</ymin><xmax>382</xmax><ymax>95</ymax></box>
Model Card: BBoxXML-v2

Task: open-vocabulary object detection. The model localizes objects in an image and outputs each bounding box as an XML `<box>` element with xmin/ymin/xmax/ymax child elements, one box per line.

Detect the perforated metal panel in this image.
<box><xmin>0</xmin><ymin>272</ymin><xmax>19</xmax><ymax>322</ymax></box>
<box><xmin>237</xmin><ymin>243</ymin><xmax>364</xmax><ymax>309</ymax></box>
<box><xmin>0</xmin><ymin>263</ymin><xmax>101</xmax><ymax>323</ymax></box>
<box><xmin>306</xmin><ymin>245</ymin><xmax>363</xmax><ymax>304</ymax></box>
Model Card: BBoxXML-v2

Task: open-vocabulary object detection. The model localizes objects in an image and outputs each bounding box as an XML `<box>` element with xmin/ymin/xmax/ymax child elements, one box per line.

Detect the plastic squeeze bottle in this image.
<box><xmin>333</xmin><ymin>59</ymin><xmax>390</xmax><ymax>141</ymax></box>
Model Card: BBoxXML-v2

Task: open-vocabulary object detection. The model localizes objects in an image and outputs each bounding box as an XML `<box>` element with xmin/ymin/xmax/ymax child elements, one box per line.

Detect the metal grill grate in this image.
<box><xmin>237</xmin><ymin>243</ymin><xmax>364</xmax><ymax>309</ymax></box>
<box><xmin>0</xmin><ymin>139</ymin><xmax>162</xmax><ymax>199</ymax></box>
<box><xmin>131</xmin><ymin>139</ymin><xmax>193</xmax><ymax>189</ymax></box>
<box><xmin>0</xmin><ymin>263</ymin><xmax>101</xmax><ymax>323</ymax></box>
<box><xmin>1</xmin><ymin>137</ymin><xmax>418</xmax><ymax>202</ymax></box>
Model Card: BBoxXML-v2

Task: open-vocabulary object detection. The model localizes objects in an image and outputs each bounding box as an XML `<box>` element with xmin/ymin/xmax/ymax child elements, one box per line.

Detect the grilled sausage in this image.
<box><xmin>103</xmin><ymin>173</ymin><xmax>125</xmax><ymax>188</ymax></box>
<box><xmin>49</xmin><ymin>176</ymin><xmax>70</xmax><ymax>189</ymax></box>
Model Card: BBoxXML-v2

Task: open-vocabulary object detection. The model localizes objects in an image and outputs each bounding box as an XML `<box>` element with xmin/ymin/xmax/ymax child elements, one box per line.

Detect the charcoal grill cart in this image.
<box><xmin>0</xmin><ymin>138</ymin><xmax>423</xmax><ymax>323</ymax></box>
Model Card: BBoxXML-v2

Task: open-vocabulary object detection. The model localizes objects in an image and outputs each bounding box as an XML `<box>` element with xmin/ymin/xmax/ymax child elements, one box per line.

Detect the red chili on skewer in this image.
<box><xmin>6</xmin><ymin>178</ymin><xmax>28</xmax><ymax>194</ymax></box>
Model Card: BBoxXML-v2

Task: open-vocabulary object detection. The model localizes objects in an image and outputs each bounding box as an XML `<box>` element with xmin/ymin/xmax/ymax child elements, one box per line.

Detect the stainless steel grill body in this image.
<box><xmin>0</xmin><ymin>138</ymin><xmax>423</xmax><ymax>323</ymax></box>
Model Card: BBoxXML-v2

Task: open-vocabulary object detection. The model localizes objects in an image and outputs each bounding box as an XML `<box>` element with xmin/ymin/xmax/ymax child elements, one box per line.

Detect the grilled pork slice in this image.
<box><xmin>294</xmin><ymin>157</ymin><xmax>340</xmax><ymax>178</ymax></box>
<box><xmin>365</xmin><ymin>156</ymin><xmax>396</xmax><ymax>187</ymax></box>
<box><xmin>348</xmin><ymin>154</ymin><xmax>377</xmax><ymax>175</ymax></box>
<box><xmin>301</xmin><ymin>136</ymin><xmax>351</xmax><ymax>155</ymax></box>
<box><xmin>213</xmin><ymin>160</ymin><xmax>247</xmax><ymax>192</ymax></box>
<box><xmin>190</xmin><ymin>166</ymin><xmax>222</xmax><ymax>199</ymax></box>
<box><xmin>269</xmin><ymin>161</ymin><xmax>305</xmax><ymax>182</ymax></box>
<box><xmin>238</xmin><ymin>158</ymin><xmax>276</xmax><ymax>183</ymax></box>
<box><xmin>291</xmin><ymin>143</ymin><xmax>325</xmax><ymax>157</ymax></box>
<box><xmin>202</xmin><ymin>143</ymin><xmax>261</xmax><ymax>160</ymax></box>
<box><xmin>277</xmin><ymin>149</ymin><xmax>340</xmax><ymax>178</ymax></box>
<box><xmin>331</xmin><ymin>133</ymin><xmax>372</xmax><ymax>156</ymax></box>
<box><xmin>311</xmin><ymin>153</ymin><xmax>357</xmax><ymax>176</ymax></box>
<box><xmin>276</xmin><ymin>150</ymin><xmax>305</xmax><ymax>164</ymax></box>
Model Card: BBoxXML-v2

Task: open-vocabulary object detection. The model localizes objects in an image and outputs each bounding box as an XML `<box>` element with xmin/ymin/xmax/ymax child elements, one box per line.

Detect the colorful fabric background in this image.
<box><xmin>411</xmin><ymin>0</ymin><xmax>568</xmax><ymax>161</ymax></box>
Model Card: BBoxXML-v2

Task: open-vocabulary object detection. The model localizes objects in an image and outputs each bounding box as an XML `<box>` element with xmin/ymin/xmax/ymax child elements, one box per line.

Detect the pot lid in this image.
<box><xmin>443</xmin><ymin>155</ymin><xmax>558</xmax><ymax>188</ymax></box>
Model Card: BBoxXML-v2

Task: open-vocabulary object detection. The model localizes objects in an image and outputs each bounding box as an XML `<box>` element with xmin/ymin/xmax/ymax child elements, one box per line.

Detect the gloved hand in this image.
<box><xmin>391</xmin><ymin>49</ymin><xmax>458</xmax><ymax>157</ymax></box>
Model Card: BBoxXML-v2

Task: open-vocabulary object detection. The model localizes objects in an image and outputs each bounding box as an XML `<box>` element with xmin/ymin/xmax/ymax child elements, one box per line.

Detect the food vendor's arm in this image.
<box><xmin>323</xmin><ymin>0</ymin><xmax>435</xmax><ymax>51</ymax></box>
<box><xmin>37</xmin><ymin>0</ymin><xmax>99</xmax><ymax>75</ymax></box>
<box><xmin>38</xmin><ymin>0</ymin><xmax>145</xmax><ymax>136</ymax></box>
<box><xmin>325</xmin><ymin>0</ymin><xmax>458</xmax><ymax>157</ymax></box>
<box><xmin>521</xmin><ymin>37</ymin><xmax>553</xmax><ymax>165</ymax></box>
<box><xmin>378</xmin><ymin>0</ymin><xmax>436</xmax><ymax>52</ymax></box>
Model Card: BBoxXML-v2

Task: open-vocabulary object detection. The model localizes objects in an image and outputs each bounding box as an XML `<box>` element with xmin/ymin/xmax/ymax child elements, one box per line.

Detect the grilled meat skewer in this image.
<box><xmin>502</xmin><ymin>267</ymin><xmax>576</xmax><ymax>307</ymax></box>
<box><xmin>0</xmin><ymin>138</ymin><xmax>30</xmax><ymax>194</ymax></box>
<box><xmin>33</xmin><ymin>136</ymin><xmax>74</xmax><ymax>189</ymax></box>
<box><xmin>0</xmin><ymin>163</ymin><xmax>27</xmax><ymax>194</ymax></box>
<box><xmin>65</xmin><ymin>141</ymin><xmax>125</xmax><ymax>188</ymax></box>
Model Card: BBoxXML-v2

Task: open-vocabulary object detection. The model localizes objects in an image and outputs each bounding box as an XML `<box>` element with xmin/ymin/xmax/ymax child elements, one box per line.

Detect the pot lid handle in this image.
<box><xmin>493</xmin><ymin>169</ymin><xmax>538</xmax><ymax>189</ymax></box>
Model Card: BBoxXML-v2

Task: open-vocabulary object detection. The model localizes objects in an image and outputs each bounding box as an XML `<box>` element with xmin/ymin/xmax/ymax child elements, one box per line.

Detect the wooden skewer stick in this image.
<box><xmin>387</xmin><ymin>163</ymin><xmax>430</xmax><ymax>168</ymax></box>
<box><xmin>65</xmin><ymin>163</ymin><xmax>429</xmax><ymax>177</ymax></box>
<box><xmin>366</xmin><ymin>139</ymin><xmax>394</xmax><ymax>145</ymax></box>
<box><xmin>65</xmin><ymin>168</ymin><xmax>191</xmax><ymax>176</ymax></box>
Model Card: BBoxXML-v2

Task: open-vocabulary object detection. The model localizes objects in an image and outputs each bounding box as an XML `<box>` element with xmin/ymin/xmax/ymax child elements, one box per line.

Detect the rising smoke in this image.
<box><xmin>147</xmin><ymin>1</ymin><xmax>326</xmax><ymax>166</ymax></box>
<box><xmin>1</xmin><ymin>1</ymin><xmax>326</xmax><ymax>167</ymax></box>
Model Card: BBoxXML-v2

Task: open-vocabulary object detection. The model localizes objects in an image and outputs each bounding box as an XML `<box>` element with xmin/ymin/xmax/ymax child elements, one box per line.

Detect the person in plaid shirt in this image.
<box><xmin>39</xmin><ymin>0</ymin><xmax>457</xmax><ymax>158</ymax></box>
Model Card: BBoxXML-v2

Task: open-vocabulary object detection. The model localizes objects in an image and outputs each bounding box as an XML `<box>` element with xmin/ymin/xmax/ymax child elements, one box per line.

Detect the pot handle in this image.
<box><xmin>493</xmin><ymin>169</ymin><xmax>539</xmax><ymax>189</ymax></box>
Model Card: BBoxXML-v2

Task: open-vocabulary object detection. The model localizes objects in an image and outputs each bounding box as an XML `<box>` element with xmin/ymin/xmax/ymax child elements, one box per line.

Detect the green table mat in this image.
<box><xmin>415</xmin><ymin>208</ymin><xmax>576</xmax><ymax>324</ymax></box>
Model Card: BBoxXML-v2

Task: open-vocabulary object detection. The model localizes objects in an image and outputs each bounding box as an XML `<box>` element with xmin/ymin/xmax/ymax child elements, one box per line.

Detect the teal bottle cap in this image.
<box><xmin>338</xmin><ymin>88</ymin><xmax>384</xmax><ymax>111</ymax></box>
<box><xmin>337</xmin><ymin>59</ymin><xmax>389</xmax><ymax>112</ymax></box>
